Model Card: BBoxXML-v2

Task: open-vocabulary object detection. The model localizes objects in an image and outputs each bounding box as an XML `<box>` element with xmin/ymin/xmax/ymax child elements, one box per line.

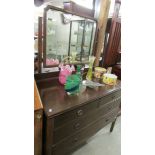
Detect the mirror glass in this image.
<box><xmin>44</xmin><ymin>8</ymin><xmax>96</xmax><ymax>67</ymax></box>
<box><xmin>46</xmin><ymin>9</ymin><xmax>70</xmax><ymax>66</ymax></box>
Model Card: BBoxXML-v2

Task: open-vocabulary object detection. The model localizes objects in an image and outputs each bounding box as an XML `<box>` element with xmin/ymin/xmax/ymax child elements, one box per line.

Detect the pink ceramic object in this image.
<box><xmin>58</xmin><ymin>64</ymin><xmax>75</xmax><ymax>85</ymax></box>
<box><xmin>46</xmin><ymin>58</ymin><xmax>59</xmax><ymax>65</ymax></box>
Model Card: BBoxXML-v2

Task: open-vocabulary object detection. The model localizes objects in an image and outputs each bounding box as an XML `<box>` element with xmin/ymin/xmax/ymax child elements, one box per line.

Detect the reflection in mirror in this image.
<box><xmin>44</xmin><ymin>7</ymin><xmax>96</xmax><ymax>67</ymax></box>
<box><xmin>70</xmin><ymin>20</ymin><xmax>84</xmax><ymax>62</ymax></box>
<box><xmin>46</xmin><ymin>9</ymin><xmax>70</xmax><ymax>66</ymax></box>
<box><xmin>70</xmin><ymin>20</ymin><xmax>96</xmax><ymax>62</ymax></box>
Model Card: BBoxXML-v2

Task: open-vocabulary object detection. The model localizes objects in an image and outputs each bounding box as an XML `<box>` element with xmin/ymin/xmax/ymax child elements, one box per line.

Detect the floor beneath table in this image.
<box><xmin>71</xmin><ymin>116</ymin><xmax>121</xmax><ymax>155</ymax></box>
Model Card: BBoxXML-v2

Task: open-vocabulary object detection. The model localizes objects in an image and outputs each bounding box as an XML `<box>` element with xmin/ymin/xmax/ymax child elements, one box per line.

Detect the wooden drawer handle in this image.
<box><xmin>112</xmin><ymin>95</ymin><xmax>116</xmax><ymax>99</ymax></box>
<box><xmin>105</xmin><ymin>119</ymin><xmax>109</xmax><ymax>122</ymax></box>
<box><xmin>77</xmin><ymin>110</ymin><xmax>83</xmax><ymax>116</ymax></box>
<box><xmin>74</xmin><ymin>123</ymin><xmax>80</xmax><ymax>130</ymax></box>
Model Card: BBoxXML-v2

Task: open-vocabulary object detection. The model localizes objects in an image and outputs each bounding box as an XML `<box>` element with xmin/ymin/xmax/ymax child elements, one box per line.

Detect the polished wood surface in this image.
<box><xmin>38</xmin><ymin>17</ymin><xmax>43</xmax><ymax>73</ymax></box>
<box><xmin>34</xmin><ymin>110</ymin><xmax>43</xmax><ymax>155</ymax></box>
<box><xmin>53</xmin><ymin>98</ymin><xmax>120</xmax><ymax>143</ymax></box>
<box><xmin>37</xmin><ymin>77</ymin><xmax>121</xmax><ymax>155</ymax></box>
<box><xmin>34</xmin><ymin>80</ymin><xmax>43</xmax><ymax>111</ymax></box>
<box><xmin>43</xmin><ymin>118</ymin><xmax>54</xmax><ymax>155</ymax></box>
<box><xmin>52</xmin><ymin>109</ymin><xmax>118</xmax><ymax>155</ymax></box>
<box><xmin>40</xmin><ymin>80</ymin><xmax>121</xmax><ymax>117</ymax></box>
<box><xmin>54</xmin><ymin>99</ymin><xmax>100</xmax><ymax>128</ymax></box>
<box><xmin>34</xmin><ymin>80</ymin><xmax>43</xmax><ymax>155</ymax></box>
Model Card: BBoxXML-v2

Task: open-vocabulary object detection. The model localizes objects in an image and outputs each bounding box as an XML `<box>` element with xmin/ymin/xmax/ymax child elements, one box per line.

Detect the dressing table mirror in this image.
<box><xmin>43</xmin><ymin>6</ymin><xmax>97</xmax><ymax>68</ymax></box>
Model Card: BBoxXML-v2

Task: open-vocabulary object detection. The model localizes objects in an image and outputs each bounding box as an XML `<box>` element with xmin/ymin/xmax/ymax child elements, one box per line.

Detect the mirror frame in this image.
<box><xmin>43</xmin><ymin>5</ymin><xmax>98</xmax><ymax>68</ymax></box>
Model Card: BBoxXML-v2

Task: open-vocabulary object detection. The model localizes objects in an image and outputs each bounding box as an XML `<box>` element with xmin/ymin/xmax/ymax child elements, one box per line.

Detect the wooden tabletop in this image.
<box><xmin>34</xmin><ymin>80</ymin><xmax>43</xmax><ymax>111</ymax></box>
<box><xmin>39</xmin><ymin>80</ymin><xmax>121</xmax><ymax>118</ymax></box>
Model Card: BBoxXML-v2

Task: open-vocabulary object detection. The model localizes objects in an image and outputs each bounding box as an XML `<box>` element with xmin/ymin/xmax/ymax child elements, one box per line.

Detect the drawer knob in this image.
<box><xmin>105</xmin><ymin>119</ymin><xmax>109</xmax><ymax>122</ymax></box>
<box><xmin>74</xmin><ymin>123</ymin><xmax>80</xmax><ymax>130</ymax></box>
<box><xmin>77</xmin><ymin>110</ymin><xmax>83</xmax><ymax>116</ymax></box>
<box><xmin>112</xmin><ymin>95</ymin><xmax>115</xmax><ymax>99</ymax></box>
<box><xmin>36</xmin><ymin>114</ymin><xmax>42</xmax><ymax>119</ymax></box>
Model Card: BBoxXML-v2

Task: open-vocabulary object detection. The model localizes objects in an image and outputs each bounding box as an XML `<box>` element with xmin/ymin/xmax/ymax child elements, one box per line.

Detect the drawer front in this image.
<box><xmin>53</xmin><ymin>98</ymin><xmax>120</xmax><ymax>144</ymax></box>
<box><xmin>99</xmin><ymin>90</ymin><xmax>121</xmax><ymax>107</ymax></box>
<box><xmin>52</xmin><ymin>109</ymin><xmax>118</xmax><ymax>155</ymax></box>
<box><xmin>100</xmin><ymin>97</ymin><xmax>121</xmax><ymax>113</ymax></box>
<box><xmin>54</xmin><ymin>99</ymin><xmax>100</xmax><ymax>129</ymax></box>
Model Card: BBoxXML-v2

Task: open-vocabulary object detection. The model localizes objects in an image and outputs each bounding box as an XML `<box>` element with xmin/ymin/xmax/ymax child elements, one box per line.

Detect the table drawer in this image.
<box><xmin>99</xmin><ymin>90</ymin><xmax>121</xmax><ymax>107</ymax></box>
<box><xmin>54</xmin><ymin>99</ymin><xmax>100</xmax><ymax>129</ymax></box>
<box><xmin>53</xmin><ymin>99</ymin><xmax>120</xmax><ymax>144</ymax></box>
<box><xmin>52</xmin><ymin>109</ymin><xmax>118</xmax><ymax>155</ymax></box>
<box><xmin>97</xmin><ymin>97</ymin><xmax>120</xmax><ymax>118</ymax></box>
<box><xmin>99</xmin><ymin>97</ymin><xmax>121</xmax><ymax>112</ymax></box>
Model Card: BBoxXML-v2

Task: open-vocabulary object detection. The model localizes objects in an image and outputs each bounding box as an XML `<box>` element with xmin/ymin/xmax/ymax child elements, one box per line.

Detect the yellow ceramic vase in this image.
<box><xmin>103</xmin><ymin>73</ymin><xmax>117</xmax><ymax>85</ymax></box>
<box><xmin>94</xmin><ymin>67</ymin><xmax>106</xmax><ymax>79</ymax></box>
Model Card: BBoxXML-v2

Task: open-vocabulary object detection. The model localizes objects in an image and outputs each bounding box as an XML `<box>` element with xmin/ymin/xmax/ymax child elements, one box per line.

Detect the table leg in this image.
<box><xmin>110</xmin><ymin>117</ymin><xmax>117</xmax><ymax>132</ymax></box>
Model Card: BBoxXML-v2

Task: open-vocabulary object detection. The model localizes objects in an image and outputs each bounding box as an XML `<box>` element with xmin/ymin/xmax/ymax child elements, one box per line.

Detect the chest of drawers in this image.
<box><xmin>39</xmin><ymin>81</ymin><xmax>121</xmax><ymax>155</ymax></box>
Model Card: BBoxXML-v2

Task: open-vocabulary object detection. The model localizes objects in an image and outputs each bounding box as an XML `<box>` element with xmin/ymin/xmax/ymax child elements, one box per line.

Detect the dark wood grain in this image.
<box><xmin>54</xmin><ymin>99</ymin><xmax>100</xmax><ymax>128</ymax></box>
<box><xmin>40</xmin><ymin>80</ymin><xmax>121</xmax><ymax>117</ymax></box>
<box><xmin>34</xmin><ymin>110</ymin><xmax>43</xmax><ymax>155</ymax></box>
<box><xmin>112</xmin><ymin>64</ymin><xmax>121</xmax><ymax>80</ymax></box>
<box><xmin>53</xmin><ymin>98</ymin><xmax>120</xmax><ymax>144</ymax></box>
<box><xmin>38</xmin><ymin>17</ymin><xmax>43</xmax><ymax>73</ymax></box>
<box><xmin>103</xmin><ymin>0</ymin><xmax>121</xmax><ymax>67</ymax></box>
<box><xmin>52</xmin><ymin>109</ymin><xmax>118</xmax><ymax>155</ymax></box>
<box><xmin>99</xmin><ymin>90</ymin><xmax>121</xmax><ymax>107</ymax></box>
<box><xmin>36</xmin><ymin>76</ymin><xmax>121</xmax><ymax>155</ymax></box>
<box><xmin>43</xmin><ymin>118</ymin><xmax>54</xmax><ymax>155</ymax></box>
<box><xmin>43</xmin><ymin>6</ymin><xmax>47</xmax><ymax>68</ymax></box>
<box><xmin>104</xmin><ymin>18</ymin><xmax>121</xmax><ymax>66</ymax></box>
<box><xmin>34</xmin><ymin>80</ymin><xmax>43</xmax><ymax>155</ymax></box>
